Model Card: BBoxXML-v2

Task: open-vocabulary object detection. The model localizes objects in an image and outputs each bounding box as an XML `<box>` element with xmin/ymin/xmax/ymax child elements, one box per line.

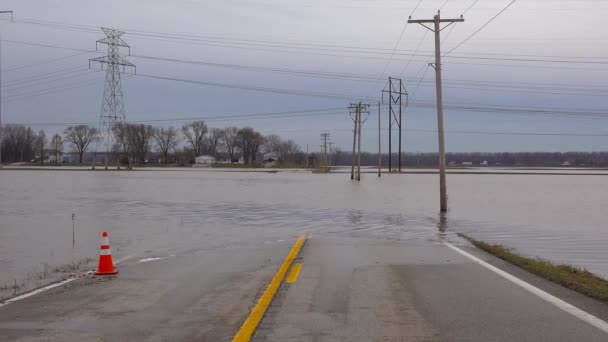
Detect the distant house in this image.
<box><xmin>47</xmin><ymin>152</ymin><xmax>64</xmax><ymax>164</ymax></box>
<box><xmin>263</xmin><ymin>152</ymin><xmax>280</xmax><ymax>162</ymax></box>
<box><xmin>195</xmin><ymin>155</ymin><xmax>215</xmax><ymax>164</ymax></box>
<box><xmin>480</xmin><ymin>160</ymin><xmax>489</xmax><ymax>166</ymax></box>
<box><xmin>448</xmin><ymin>161</ymin><xmax>456</xmax><ymax>167</ymax></box>
<box><xmin>562</xmin><ymin>161</ymin><xmax>571</xmax><ymax>167</ymax></box>
<box><xmin>461</xmin><ymin>161</ymin><xmax>473</xmax><ymax>166</ymax></box>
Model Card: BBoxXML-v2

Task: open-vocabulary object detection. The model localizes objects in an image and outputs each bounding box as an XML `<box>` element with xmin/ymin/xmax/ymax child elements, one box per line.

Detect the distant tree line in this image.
<box><xmin>4</xmin><ymin>122</ymin><xmax>608</xmax><ymax>167</ymax></box>
<box><xmin>0</xmin><ymin>121</ymin><xmax>305</xmax><ymax>166</ymax></box>
<box><xmin>330</xmin><ymin>151</ymin><xmax>608</xmax><ymax>167</ymax></box>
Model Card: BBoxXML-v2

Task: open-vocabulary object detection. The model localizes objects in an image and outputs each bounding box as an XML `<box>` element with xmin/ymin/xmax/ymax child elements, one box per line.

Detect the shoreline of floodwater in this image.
<box><xmin>2</xmin><ymin>166</ymin><xmax>608</xmax><ymax>176</ymax></box>
<box><xmin>459</xmin><ymin>233</ymin><xmax>608</xmax><ymax>304</ymax></box>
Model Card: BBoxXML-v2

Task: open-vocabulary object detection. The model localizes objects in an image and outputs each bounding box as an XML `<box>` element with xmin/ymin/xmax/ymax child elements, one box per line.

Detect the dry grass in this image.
<box><xmin>459</xmin><ymin>233</ymin><xmax>608</xmax><ymax>303</ymax></box>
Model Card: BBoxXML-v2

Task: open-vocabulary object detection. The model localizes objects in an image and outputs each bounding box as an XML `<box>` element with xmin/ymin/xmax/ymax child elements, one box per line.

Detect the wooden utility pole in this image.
<box><xmin>357</xmin><ymin>108</ymin><xmax>362</xmax><ymax>181</ymax></box>
<box><xmin>378</xmin><ymin>101</ymin><xmax>381</xmax><ymax>177</ymax></box>
<box><xmin>408</xmin><ymin>11</ymin><xmax>464</xmax><ymax>212</ymax></box>
<box><xmin>350</xmin><ymin>109</ymin><xmax>358</xmax><ymax>179</ymax></box>
<box><xmin>349</xmin><ymin>102</ymin><xmax>370</xmax><ymax>181</ymax></box>
<box><xmin>0</xmin><ymin>11</ymin><xmax>14</xmax><ymax>168</ymax></box>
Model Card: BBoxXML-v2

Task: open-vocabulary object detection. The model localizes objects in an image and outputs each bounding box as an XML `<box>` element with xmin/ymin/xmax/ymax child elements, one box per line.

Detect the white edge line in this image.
<box><xmin>0</xmin><ymin>253</ymin><xmax>132</xmax><ymax>308</ymax></box>
<box><xmin>0</xmin><ymin>277</ymin><xmax>77</xmax><ymax>308</ymax></box>
<box><xmin>444</xmin><ymin>241</ymin><xmax>608</xmax><ymax>334</ymax></box>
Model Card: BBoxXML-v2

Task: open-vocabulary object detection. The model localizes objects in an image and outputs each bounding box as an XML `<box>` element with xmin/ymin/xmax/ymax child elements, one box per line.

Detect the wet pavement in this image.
<box><xmin>0</xmin><ymin>239</ymin><xmax>293</xmax><ymax>341</ymax></box>
<box><xmin>253</xmin><ymin>236</ymin><xmax>608</xmax><ymax>342</ymax></box>
<box><xmin>1</xmin><ymin>234</ymin><xmax>608</xmax><ymax>341</ymax></box>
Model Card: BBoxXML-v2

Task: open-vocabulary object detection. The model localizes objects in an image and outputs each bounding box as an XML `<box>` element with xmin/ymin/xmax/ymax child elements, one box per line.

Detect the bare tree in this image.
<box><xmin>112</xmin><ymin>122</ymin><xmax>130</xmax><ymax>163</ymax></box>
<box><xmin>34</xmin><ymin>130</ymin><xmax>47</xmax><ymax>165</ymax></box>
<box><xmin>238</xmin><ymin>127</ymin><xmax>265</xmax><ymax>164</ymax></box>
<box><xmin>182</xmin><ymin>121</ymin><xmax>208</xmax><ymax>158</ymax></box>
<box><xmin>262</xmin><ymin>134</ymin><xmax>281</xmax><ymax>154</ymax></box>
<box><xmin>153</xmin><ymin>127</ymin><xmax>179</xmax><ymax>164</ymax></box>
<box><xmin>127</xmin><ymin>124</ymin><xmax>155</xmax><ymax>164</ymax></box>
<box><xmin>221</xmin><ymin>126</ymin><xmax>239</xmax><ymax>163</ymax></box>
<box><xmin>64</xmin><ymin>125</ymin><xmax>98</xmax><ymax>163</ymax></box>
<box><xmin>205</xmin><ymin>128</ymin><xmax>224</xmax><ymax>159</ymax></box>
<box><xmin>50</xmin><ymin>133</ymin><xmax>63</xmax><ymax>164</ymax></box>
<box><xmin>277</xmin><ymin>139</ymin><xmax>300</xmax><ymax>162</ymax></box>
<box><xmin>1</xmin><ymin>125</ymin><xmax>36</xmax><ymax>163</ymax></box>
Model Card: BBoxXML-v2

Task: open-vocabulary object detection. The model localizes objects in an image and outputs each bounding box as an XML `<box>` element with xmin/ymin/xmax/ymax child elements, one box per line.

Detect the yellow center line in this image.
<box><xmin>286</xmin><ymin>263</ymin><xmax>302</xmax><ymax>283</ymax></box>
<box><xmin>232</xmin><ymin>235</ymin><xmax>307</xmax><ymax>342</ymax></box>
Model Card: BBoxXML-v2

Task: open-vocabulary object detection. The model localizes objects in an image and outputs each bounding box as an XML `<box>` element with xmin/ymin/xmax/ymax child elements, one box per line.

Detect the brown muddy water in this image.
<box><xmin>1</xmin><ymin>169</ymin><xmax>607</xmax><ymax>299</ymax></box>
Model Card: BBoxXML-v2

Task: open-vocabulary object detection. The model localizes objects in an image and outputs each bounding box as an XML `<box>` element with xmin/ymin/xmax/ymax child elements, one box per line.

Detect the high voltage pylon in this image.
<box><xmin>89</xmin><ymin>28</ymin><xmax>136</xmax><ymax>170</ymax></box>
<box><xmin>382</xmin><ymin>77</ymin><xmax>408</xmax><ymax>173</ymax></box>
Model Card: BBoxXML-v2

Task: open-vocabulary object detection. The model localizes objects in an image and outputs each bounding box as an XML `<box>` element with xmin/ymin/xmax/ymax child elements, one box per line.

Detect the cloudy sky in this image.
<box><xmin>1</xmin><ymin>0</ymin><xmax>607</xmax><ymax>153</ymax></box>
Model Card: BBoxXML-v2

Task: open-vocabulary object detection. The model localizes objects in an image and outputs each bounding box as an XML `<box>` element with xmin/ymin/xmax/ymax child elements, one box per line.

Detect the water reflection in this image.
<box><xmin>437</xmin><ymin>212</ymin><xmax>449</xmax><ymax>237</ymax></box>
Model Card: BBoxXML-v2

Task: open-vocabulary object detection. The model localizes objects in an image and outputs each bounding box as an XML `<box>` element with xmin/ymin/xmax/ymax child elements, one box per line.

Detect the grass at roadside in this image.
<box><xmin>459</xmin><ymin>233</ymin><xmax>608</xmax><ymax>303</ymax></box>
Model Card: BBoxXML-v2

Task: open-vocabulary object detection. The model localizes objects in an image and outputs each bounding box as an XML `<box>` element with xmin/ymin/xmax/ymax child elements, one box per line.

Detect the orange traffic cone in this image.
<box><xmin>96</xmin><ymin>231</ymin><xmax>118</xmax><ymax>275</ymax></box>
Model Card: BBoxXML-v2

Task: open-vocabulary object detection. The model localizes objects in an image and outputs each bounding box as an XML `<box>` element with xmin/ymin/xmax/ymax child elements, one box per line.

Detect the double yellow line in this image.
<box><xmin>232</xmin><ymin>235</ymin><xmax>306</xmax><ymax>342</ymax></box>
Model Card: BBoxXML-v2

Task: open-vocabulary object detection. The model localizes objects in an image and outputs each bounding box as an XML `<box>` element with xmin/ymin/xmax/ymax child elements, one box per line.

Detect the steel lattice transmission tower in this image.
<box><xmin>89</xmin><ymin>28</ymin><xmax>136</xmax><ymax>170</ymax></box>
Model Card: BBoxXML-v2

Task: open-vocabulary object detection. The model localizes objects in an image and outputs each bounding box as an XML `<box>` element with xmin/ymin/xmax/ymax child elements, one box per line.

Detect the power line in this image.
<box><xmin>462</xmin><ymin>0</ymin><xmax>480</xmax><ymax>15</ymax></box>
<box><xmin>136</xmin><ymin>73</ymin><xmax>375</xmax><ymax>100</ymax></box>
<box><xmin>2</xmin><ymin>68</ymin><xmax>92</xmax><ymax>91</ymax></box>
<box><xmin>0</xmin><ymin>50</ymin><xmax>95</xmax><ymax>73</ymax></box>
<box><xmin>5</xmin><ymin>16</ymin><xmax>608</xmax><ymax>64</ymax></box>
<box><xmin>445</xmin><ymin>0</ymin><xmax>518</xmax><ymax>56</ymax></box>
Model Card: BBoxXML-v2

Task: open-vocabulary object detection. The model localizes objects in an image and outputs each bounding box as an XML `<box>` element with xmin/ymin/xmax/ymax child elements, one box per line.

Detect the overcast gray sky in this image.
<box><xmin>1</xmin><ymin>0</ymin><xmax>607</xmax><ymax>153</ymax></box>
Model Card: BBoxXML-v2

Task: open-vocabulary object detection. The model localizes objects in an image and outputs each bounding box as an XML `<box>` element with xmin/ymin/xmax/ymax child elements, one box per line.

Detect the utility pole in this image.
<box><xmin>320</xmin><ymin>132</ymin><xmax>330</xmax><ymax>171</ymax></box>
<box><xmin>378</xmin><ymin>101</ymin><xmax>381</xmax><ymax>177</ymax></box>
<box><xmin>408</xmin><ymin>11</ymin><xmax>464</xmax><ymax>213</ymax></box>
<box><xmin>306</xmin><ymin>144</ymin><xmax>309</xmax><ymax>168</ymax></box>
<box><xmin>357</xmin><ymin>108</ymin><xmax>362</xmax><ymax>181</ymax></box>
<box><xmin>89</xmin><ymin>28</ymin><xmax>135</xmax><ymax>170</ymax></box>
<box><xmin>349</xmin><ymin>102</ymin><xmax>370</xmax><ymax>181</ymax></box>
<box><xmin>350</xmin><ymin>109</ymin><xmax>358</xmax><ymax>179</ymax></box>
<box><xmin>0</xmin><ymin>11</ymin><xmax>13</xmax><ymax>168</ymax></box>
<box><xmin>382</xmin><ymin>77</ymin><xmax>408</xmax><ymax>173</ymax></box>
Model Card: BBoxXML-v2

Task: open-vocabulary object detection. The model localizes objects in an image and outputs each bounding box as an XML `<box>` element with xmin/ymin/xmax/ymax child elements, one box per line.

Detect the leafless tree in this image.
<box><xmin>182</xmin><ymin>120</ymin><xmax>208</xmax><ymax>158</ymax></box>
<box><xmin>205</xmin><ymin>128</ymin><xmax>224</xmax><ymax>159</ymax></box>
<box><xmin>221</xmin><ymin>126</ymin><xmax>239</xmax><ymax>163</ymax></box>
<box><xmin>238</xmin><ymin>127</ymin><xmax>265</xmax><ymax>164</ymax></box>
<box><xmin>277</xmin><ymin>139</ymin><xmax>300</xmax><ymax>162</ymax></box>
<box><xmin>50</xmin><ymin>133</ymin><xmax>63</xmax><ymax>164</ymax></box>
<box><xmin>262</xmin><ymin>134</ymin><xmax>281</xmax><ymax>154</ymax></box>
<box><xmin>1</xmin><ymin>125</ymin><xmax>36</xmax><ymax>163</ymax></box>
<box><xmin>112</xmin><ymin>122</ymin><xmax>130</xmax><ymax>162</ymax></box>
<box><xmin>153</xmin><ymin>127</ymin><xmax>179</xmax><ymax>164</ymax></box>
<box><xmin>127</xmin><ymin>124</ymin><xmax>155</xmax><ymax>164</ymax></box>
<box><xmin>34</xmin><ymin>130</ymin><xmax>47</xmax><ymax>165</ymax></box>
<box><xmin>64</xmin><ymin>125</ymin><xmax>98</xmax><ymax>163</ymax></box>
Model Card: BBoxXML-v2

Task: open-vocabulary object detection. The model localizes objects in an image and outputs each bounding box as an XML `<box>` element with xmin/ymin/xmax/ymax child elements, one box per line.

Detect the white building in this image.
<box><xmin>480</xmin><ymin>160</ymin><xmax>489</xmax><ymax>166</ymax></box>
<box><xmin>461</xmin><ymin>161</ymin><xmax>473</xmax><ymax>166</ymax></box>
<box><xmin>263</xmin><ymin>152</ymin><xmax>280</xmax><ymax>162</ymax></box>
<box><xmin>195</xmin><ymin>155</ymin><xmax>215</xmax><ymax>164</ymax></box>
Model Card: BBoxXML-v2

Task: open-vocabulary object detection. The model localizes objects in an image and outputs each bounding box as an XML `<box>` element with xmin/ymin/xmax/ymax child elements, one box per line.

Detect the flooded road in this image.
<box><xmin>1</xmin><ymin>169</ymin><xmax>607</xmax><ymax>299</ymax></box>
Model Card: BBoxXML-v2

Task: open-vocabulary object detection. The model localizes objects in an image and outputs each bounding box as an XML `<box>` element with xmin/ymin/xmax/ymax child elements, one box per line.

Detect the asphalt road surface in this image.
<box><xmin>1</xmin><ymin>235</ymin><xmax>608</xmax><ymax>341</ymax></box>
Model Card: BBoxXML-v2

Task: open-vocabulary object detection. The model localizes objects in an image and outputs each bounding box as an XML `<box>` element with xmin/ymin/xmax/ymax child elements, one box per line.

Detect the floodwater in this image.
<box><xmin>1</xmin><ymin>169</ymin><xmax>607</xmax><ymax>299</ymax></box>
